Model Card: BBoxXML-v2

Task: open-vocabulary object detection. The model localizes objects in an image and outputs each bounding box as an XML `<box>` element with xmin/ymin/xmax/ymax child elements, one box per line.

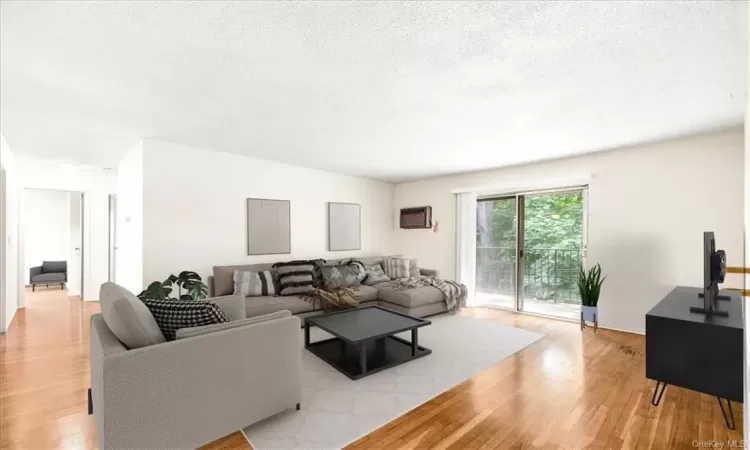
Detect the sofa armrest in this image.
<box><xmin>420</xmin><ymin>268</ymin><xmax>440</xmax><ymax>278</ymax></box>
<box><xmin>209</xmin><ymin>294</ymin><xmax>245</xmax><ymax>321</ymax></box>
<box><xmin>29</xmin><ymin>266</ymin><xmax>42</xmax><ymax>279</ymax></box>
<box><xmin>176</xmin><ymin>310</ymin><xmax>290</xmax><ymax>339</ymax></box>
<box><xmin>90</xmin><ymin>314</ymin><xmax>127</xmax><ymax>449</ymax></box>
<box><xmin>97</xmin><ymin>314</ymin><xmax>302</xmax><ymax>449</ymax></box>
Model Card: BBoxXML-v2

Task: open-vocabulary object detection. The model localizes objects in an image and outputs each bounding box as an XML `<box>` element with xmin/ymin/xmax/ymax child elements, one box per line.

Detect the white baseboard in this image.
<box><xmin>598</xmin><ymin>325</ymin><xmax>645</xmax><ymax>336</ymax></box>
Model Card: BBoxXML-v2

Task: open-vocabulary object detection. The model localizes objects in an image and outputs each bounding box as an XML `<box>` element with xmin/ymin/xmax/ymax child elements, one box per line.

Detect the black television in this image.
<box><xmin>690</xmin><ymin>231</ymin><xmax>729</xmax><ymax>316</ymax></box>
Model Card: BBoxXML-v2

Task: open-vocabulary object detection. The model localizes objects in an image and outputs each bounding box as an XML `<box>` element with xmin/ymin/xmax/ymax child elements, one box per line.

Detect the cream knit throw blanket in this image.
<box><xmin>391</xmin><ymin>276</ymin><xmax>467</xmax><ymax>313</ymax></box>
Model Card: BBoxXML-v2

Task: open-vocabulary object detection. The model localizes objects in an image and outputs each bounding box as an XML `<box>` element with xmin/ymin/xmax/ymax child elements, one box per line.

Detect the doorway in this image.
<box><xmin>475</xmin><ymin>187</ymin><xmax>587</xmax><ymax>320</ymax></box>
<box><xmin>22</xmin><ymin>188</ymin><xmax>84</xmax><ymax>301</ymax></box>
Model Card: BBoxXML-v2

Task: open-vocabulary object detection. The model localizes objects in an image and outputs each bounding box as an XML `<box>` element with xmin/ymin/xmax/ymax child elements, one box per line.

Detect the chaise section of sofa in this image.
<box><xmin>208</xmin><ymin>255</ymin><xmax>447</xmax><ymax>319</ymax></box>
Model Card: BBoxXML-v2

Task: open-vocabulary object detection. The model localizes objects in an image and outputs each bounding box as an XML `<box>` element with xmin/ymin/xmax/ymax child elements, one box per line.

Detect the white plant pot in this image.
<box><xmin>582</xmin><ymin>305</ymin><xmax>598</xmax><ymax>322</ymax></box>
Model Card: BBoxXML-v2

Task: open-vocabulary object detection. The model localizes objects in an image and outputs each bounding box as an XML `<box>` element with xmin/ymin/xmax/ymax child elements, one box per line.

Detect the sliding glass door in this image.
<box><xmin>475</xmin><ymin>188</ymin><xmax>587</xmax><ymax>320</ymax></box>
<box><xmin>475</xmin><ymin>197</ymin><xmax>517</xmax><ymax>309</ymax></box>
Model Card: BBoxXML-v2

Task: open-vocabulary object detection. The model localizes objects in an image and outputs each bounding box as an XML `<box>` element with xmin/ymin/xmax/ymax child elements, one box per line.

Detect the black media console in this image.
<box><xmin>646</xmin><ymin>286</ymin><xmax>743</xmax><ymax>430</ymax></box>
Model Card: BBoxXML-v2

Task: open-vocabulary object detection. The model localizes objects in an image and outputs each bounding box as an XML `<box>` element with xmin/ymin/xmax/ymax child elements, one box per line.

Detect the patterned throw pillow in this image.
<box><xmin>140</xmin><ymin>298</ymin><xmax>229</xmax><ymax>341</ymax></box>
<box><xmin>363</xmin><ymin>263</ymin><xmax>390</xmax><ymax>285</ymax></box>
<box><xmin>233</xmin><ymin>270</ymin><xmax>276</xmax><ymax>297</ymax></box>
<box><xmin>310</xmin><ymin>259</ymin><xmax>327</xmax><ymax>288</ymax></box>
<box><xmin>320</xmin><ymin>263</ymin><xmax>363</xmax><ymax>290</ymax></box>
<box><xmin>273</xmin><ymin>260</ymin><xmax>315</xmax><ymax>295</ymax></box>
<box><xmin>347</xmin><ymin>260</ymin><xmax>368</xmax><ymax>283</ymax></box>
<box><xmin>383</xmin><ymin>257</ymin><xmax>410</xmax><ymax>279</ymax></box>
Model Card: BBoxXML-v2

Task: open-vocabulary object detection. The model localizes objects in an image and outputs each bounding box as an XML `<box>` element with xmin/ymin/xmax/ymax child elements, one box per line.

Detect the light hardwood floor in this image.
<box><xmin>1</xmin><ymin>289</ymin><xmax>743</xmax><ymax>449</ymax></box>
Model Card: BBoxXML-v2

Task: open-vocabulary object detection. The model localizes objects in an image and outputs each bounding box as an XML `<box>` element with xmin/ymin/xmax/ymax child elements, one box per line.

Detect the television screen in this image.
<box><xmin>702</xmin><ymin>231</ymin><xmax>715</xmax><ymax>309</ymax></box>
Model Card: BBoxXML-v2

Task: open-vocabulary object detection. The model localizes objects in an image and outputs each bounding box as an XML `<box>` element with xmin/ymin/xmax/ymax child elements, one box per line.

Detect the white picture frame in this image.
<box><xmin>246</xmin><ymin>198</ymin><xmax>291</xmax><ymax>255</ymax></box>
<box><xmin>328</xmin><ymin>202</ymin><xmax>361</xmax><ymax>251</ymax></box>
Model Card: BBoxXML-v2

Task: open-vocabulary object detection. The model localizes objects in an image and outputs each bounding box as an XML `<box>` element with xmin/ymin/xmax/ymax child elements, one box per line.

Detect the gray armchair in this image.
<box><xmin>30</xmin><ymin>260</ymin><xmax>67</xmax><ymax>291</ymax></box>
<box><xmin>90</xmin><ymin>282</ymin><xmax>302</xmax><ymax>449</ymax></box>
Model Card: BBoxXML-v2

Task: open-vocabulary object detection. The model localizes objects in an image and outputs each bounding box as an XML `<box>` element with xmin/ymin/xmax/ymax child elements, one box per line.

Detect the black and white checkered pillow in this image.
<box><xmin>141</xmin><ymin>298</ymin><xmax>229</xmax><ymax>340</ymax></box>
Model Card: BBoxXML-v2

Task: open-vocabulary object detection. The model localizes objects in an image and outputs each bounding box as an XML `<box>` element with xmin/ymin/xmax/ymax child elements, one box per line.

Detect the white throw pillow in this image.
<box><xmin>384</xmin><ymin>257</ymin><xmax>410</xmax><ymax>279</ymax></box>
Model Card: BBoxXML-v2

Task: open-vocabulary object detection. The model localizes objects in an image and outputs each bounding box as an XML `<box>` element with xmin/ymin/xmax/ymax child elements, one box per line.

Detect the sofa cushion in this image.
<box><xmin>355</xmin><ymin>285</ymin><xmax>379</xmax><ymax>302</ymax></box>
<box><xmin>357</xmin><ymin>256</ymin><xmax>385</xmax><ymax>268</ymax></box>
<box><xmin>213</xmin><ymin>263</ymin><xmax>275</xmax><ymax>296</ymax></box>
<box><xmin>175</xmin><ymin>310</ymin><xmax>291</xmax><ymax>340</ymax></box>
<box><xmin>31</xmin><ymin>273</ymin><xmax>66</xmax><ymax>283</ymax></box>
<box><xmin>99</xmin><ymin>282</ymin><xmax>166</xmax><ymax>349</ymax></box>
<box><xmin>375</xmin><ymin>283</ymin><xmax>444</xmax><ymax>309</ymax></box>
<box><xmin>246</xmin><ymin>295</ymin><xmax>314</xmax><ymax>317</ymax></box>
<box><xmin>209</xmin><ymin>294</ymin><xmax>246</xmax><ymax>321</ymax></box>
<box><xmin>42</xmin><ymin>260</ymin><xmax>66</xmax><ymax>274</ymax></box>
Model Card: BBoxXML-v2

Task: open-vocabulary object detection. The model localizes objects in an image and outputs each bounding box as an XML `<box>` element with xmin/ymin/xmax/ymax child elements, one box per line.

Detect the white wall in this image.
<box><xmin>744</xmin><ymin>6</ymin><xmax>749</xmax><ymax>436</ymax></box>
<box><xmin>115</xmin><ymin>144</ymin><xmax>144</xmax><ymax>294</ymax></box>
<box><xmin>393</xmin><ymin>129</ymin><xmax>745</xmax><ymax>333</ymax></box>
<box><xmin>0</xmin><ymin>132</ymin><xmax>21</xmax><ymax>332</ymax></box>
<box><xmin>17</xmin><ymin>159</ymin><xmax>117</xmax><ymax>301</ymax></box>
<box><xmin>22</xmin><ymin>188</ymin><xmax>70</xmax><ymax>285</ymax></box>
<box><xmin>139</xmin><ymin>139</ymin><xmax>395</xmax><ymax>287</ymax></box>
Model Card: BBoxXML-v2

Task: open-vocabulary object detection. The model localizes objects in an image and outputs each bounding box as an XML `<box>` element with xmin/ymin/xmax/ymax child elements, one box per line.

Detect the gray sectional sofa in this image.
<box><xmin>209</xmin><ymin>255</ymin><xmax>449</xmax><ymax>319</ymax></box>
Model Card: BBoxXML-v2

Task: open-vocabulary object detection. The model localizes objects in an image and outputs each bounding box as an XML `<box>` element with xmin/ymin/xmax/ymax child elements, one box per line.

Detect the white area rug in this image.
<box><xmin>242</xmin><ymin>314</ymin><xmax>544</xmax><ymax>449</ymax></box>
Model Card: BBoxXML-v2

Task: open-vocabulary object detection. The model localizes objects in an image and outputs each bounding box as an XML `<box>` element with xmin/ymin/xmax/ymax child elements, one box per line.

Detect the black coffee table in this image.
<box><xmin>304</xmin><ymin>306</ymin><xmax>432</xmax><ymax>380</ymax></box>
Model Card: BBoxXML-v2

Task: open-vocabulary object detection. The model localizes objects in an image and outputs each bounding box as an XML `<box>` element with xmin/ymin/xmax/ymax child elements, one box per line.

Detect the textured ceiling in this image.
<box><xmin>0</xmin><ymin>1</ymin><xmax>745</xmax><ymax>182</ymax></box>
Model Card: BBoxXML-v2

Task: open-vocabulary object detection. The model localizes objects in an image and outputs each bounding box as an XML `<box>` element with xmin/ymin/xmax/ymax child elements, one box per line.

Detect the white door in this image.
<box><xmin>108</xmin><ymin>195</ymin><xmax>116</xmax><ymax>282</ymax></box>
<box><xmin>0</xmin><ymin>167</ymin><xmax>7</xmax><ymax>331</ymax></box>
<box><xmin>67</xmin><ymin>193</ymin><xmax>83</xmax><ymax>297</ymax></box>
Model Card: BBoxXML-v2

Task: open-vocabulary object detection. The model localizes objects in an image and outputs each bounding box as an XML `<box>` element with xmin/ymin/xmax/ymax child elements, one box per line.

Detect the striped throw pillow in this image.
<box><xmin>384</xmin><ymin>257</ymin><xmax>410</xmax><ymax>279</ymax></box>
<box><xmin>272</xmin><ymin>260</ymin><xmax>315</xmax><ymax>295</ymax></box>
<box><xmin>233</xmin><ymin>270</ymin><xmax>276</xmax><ymax>297</ymax></box>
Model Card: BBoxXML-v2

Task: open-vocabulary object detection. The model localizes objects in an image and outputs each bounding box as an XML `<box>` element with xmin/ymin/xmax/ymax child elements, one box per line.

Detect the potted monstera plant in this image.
<box><xmin>137</xmin><ymin>271</ymin><xmax>208</xmax><ymax>301</ymax></box>
<box><xmin>578</xmin><ymin>264</ymin><xmax>606</xmax><ymax>326</ymax></box>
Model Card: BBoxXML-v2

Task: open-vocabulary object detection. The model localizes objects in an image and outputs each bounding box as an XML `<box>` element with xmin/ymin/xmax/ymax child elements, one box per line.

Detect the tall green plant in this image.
<box><xmin>578</xmin><ymin>264</ymin><xmax>606</xmax><ymax>307</ymax></box>
<box><xmin>137</xmin><ymin>271</ymin><xmax>208</xmax><ymax>301</ymax></box>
